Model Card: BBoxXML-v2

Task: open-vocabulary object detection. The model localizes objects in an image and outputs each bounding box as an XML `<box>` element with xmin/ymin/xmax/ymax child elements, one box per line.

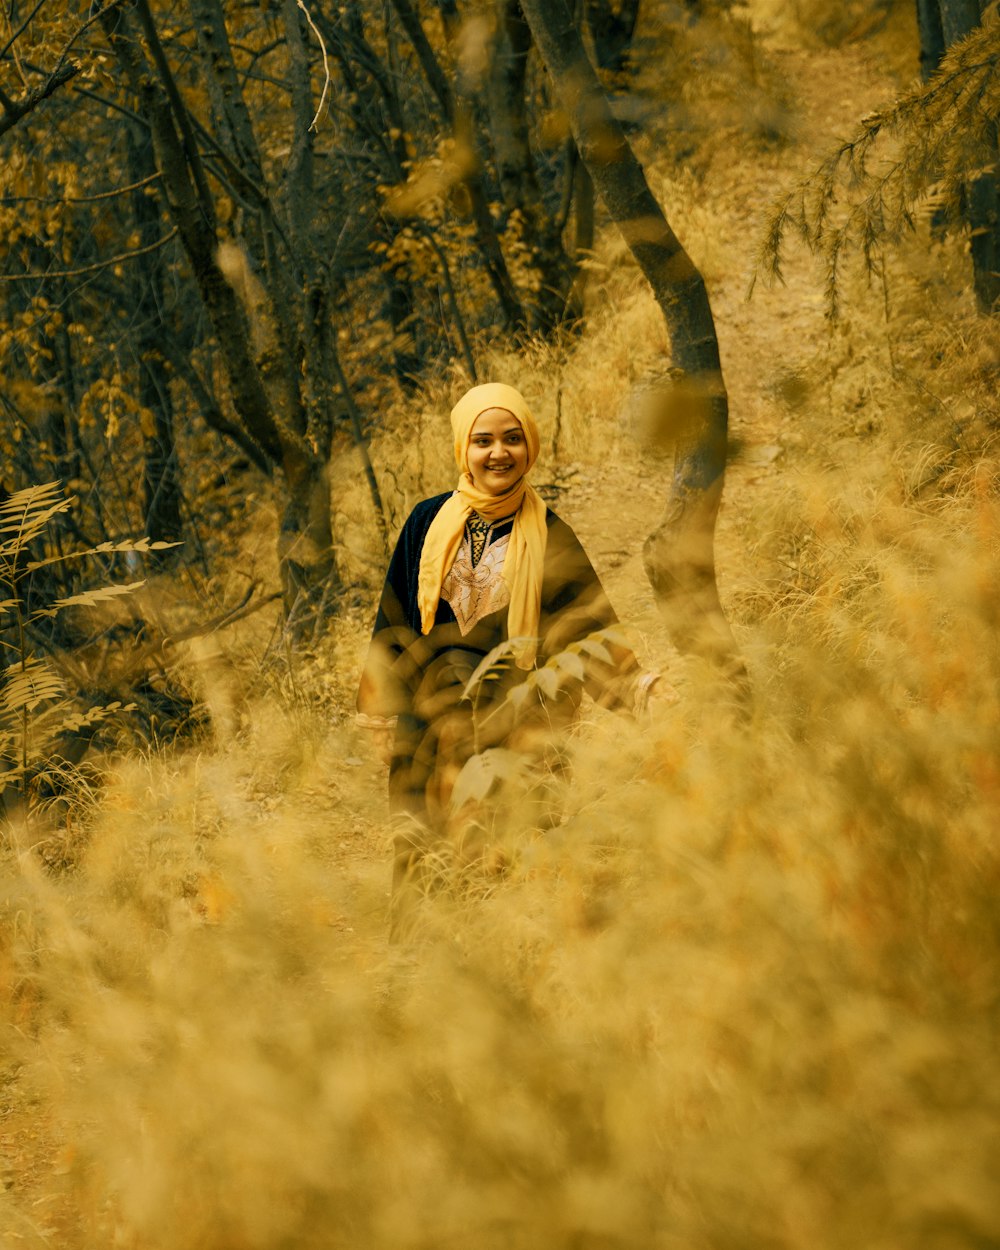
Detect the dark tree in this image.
<box><xmin>916</xmin><ymin>0</ymin><xmax>1000</xmax><ymax>311</ymax></box>
<box><xmin>916</xmin><ymin>0</ymin><xmax>946</xmax><ymax>78</ymax></box>
<box><xmin>519</xmin><ymin>0</ymin><xmax>741</xmax><ymax>667</ymax></box>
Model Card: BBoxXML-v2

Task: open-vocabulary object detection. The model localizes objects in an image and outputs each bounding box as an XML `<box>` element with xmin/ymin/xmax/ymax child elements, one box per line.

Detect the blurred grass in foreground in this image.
<box><xmin>1</xmin><ymin>448</ymin><xmax>998</xmax><ymax>1250</ymax></box>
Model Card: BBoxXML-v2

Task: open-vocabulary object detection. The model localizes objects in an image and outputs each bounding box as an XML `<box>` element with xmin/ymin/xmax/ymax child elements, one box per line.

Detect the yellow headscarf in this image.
<box><xmin>417</xmin><ymin>382</ymin><xmax>548</xmax><ymax>668</ymax></box>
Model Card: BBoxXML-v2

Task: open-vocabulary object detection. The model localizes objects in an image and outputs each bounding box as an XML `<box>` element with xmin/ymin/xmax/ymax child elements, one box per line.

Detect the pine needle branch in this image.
<box><xmin>754</xmin><ymin>15</ymin><xmax>1000</xmax><ymax>309</ymax></box>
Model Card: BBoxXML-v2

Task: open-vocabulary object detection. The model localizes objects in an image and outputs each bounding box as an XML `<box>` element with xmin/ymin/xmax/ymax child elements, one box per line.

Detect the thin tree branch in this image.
<box><xmin>0</xmin><ymin>1</ymin><xmax>130</xmax><ymax>137</ymax></box>
<box><xmin>0</xmin><ymin>228</ymin><xmax>179</xmax><ymax>282</ymax></box>
<box><xmin>0</xmin><ymin>61</ymin><xmax>77</xmax><ymax>136</ymax></box>
<box><xmin>296</xmin><ymin>0</ymin><xmax>330</xmax><ymax>130</ymax></box>
<box><xmin>69</xmin><ymin>82</ymin><xmax>147</xmax><ymax>128</ymax></box>
<box><xmin>0</xmin><ymin>172</ymin><xmax>161</xmax><ymax>206</ymax></box>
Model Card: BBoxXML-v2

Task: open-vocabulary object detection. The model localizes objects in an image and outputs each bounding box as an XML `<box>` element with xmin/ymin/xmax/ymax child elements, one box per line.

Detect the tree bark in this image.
<box><xmin>488</xmin><ymin>0</ymin><xmax>574</xmax><ymax>329</ymax></box>
<box><xmin>392</xmin><ymin>0</ymin><xmax>527</xmax><ymax>329</ymax></box>
<box><xmin>926</xmin><ymin>0</ymin><xmax>1000</xmax><ymax>311</ymax></box>
<box><xmin>127</xmin><ymin>122</ymin><xmax>184</xmax><ymax>555</ymax></box>
<box><xmin>388</xmin><ymin>0</ymin><xmax>455</xmax><ymax>118</ymax></box>
<box><xmin>936</xmin><ymin>0</ymin><xmax>983</xmax><ymax>44</ymax></box>
<box><xmin>490</xmin><ymin>1</ymin><xmax>543</xmax><ymax>214</ymax></box>
<box><xmin>0</xmin><ymin>62</ymin><xmax>78</xmax><ymax>139</ymax></box>
<box><xmin>915</xmin><ymin>0</ymin><xmax>945</xmax><ymax>80</ymax></box>
<box><xmin>519</xmin><ymin>0</ymin><xmax>739</xmax><ymax>664</ymax></box>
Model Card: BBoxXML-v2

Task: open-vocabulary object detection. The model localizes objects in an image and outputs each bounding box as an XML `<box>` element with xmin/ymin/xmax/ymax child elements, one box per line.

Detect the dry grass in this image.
<box><xmin>2</xmin><ymin>445</ymin><xmax>998</xmax><ymax>1248</ymax></box>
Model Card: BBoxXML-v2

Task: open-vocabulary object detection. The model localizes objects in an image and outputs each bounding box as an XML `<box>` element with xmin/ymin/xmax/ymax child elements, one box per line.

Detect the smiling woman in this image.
<box><xmin>357</xmin><ymin>383</ymin><xmax>659</xmax><ymax>935</ymax></box>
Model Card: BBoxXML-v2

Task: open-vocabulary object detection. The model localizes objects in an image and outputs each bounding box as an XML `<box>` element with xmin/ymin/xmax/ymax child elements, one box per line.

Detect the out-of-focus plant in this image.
<box><xmin>0</xmin><ymin>482</ymin><xmax>176</xmax><ymax>821</ymax></box>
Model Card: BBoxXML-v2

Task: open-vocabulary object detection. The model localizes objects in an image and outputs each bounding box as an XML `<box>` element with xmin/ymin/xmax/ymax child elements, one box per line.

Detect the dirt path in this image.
<box><xmin>559</xmin><ymin>35</ymin><xmax>904</xmax><ymax>652</ymax></box>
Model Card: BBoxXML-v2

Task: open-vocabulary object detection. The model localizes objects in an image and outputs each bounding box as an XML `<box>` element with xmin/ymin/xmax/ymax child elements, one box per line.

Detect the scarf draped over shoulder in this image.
<box><xmin>416</xmin><ymin>382</ymin><xmax>547</xmax><ymax>668</ymax></box>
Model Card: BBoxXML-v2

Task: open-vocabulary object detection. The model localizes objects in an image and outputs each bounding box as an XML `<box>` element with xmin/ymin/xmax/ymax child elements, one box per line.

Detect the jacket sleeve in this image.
<box><xmin>356</xmin><ymin>495</ymin><xmax>449</xmax><ymax>719</ymax></box>
<box><xmin>357</xmin><ymin>541</ymin><xmax>414</xmax><ymax>720</ymax></box>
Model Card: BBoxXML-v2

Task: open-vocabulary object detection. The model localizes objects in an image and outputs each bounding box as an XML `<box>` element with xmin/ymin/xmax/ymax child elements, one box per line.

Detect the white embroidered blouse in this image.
<box><xmin>441</xmin><ymin>519</ymin><xmax>511</xmax><ymax>634</ymax></box>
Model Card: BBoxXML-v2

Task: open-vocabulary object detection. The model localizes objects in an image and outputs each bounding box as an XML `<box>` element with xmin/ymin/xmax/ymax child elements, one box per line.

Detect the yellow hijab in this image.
<box><xmin>417</xmin><ymin>382</ymin><xmax>548</xmax><ymax>668</ymax></box>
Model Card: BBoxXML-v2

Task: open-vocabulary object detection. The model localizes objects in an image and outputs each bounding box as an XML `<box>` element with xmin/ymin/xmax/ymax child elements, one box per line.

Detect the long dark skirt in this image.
<box><xmin>387</xmin><ymin>647</ymin><xmax>577</xmax><ymax>936</ymax></box>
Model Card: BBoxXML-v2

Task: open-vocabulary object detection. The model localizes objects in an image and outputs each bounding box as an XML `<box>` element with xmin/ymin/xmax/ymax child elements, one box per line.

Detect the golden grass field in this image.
<box><xmin>3</xmin><ymin>5</ymin><xmax>999</xmax><ymax>1248</ymax></box>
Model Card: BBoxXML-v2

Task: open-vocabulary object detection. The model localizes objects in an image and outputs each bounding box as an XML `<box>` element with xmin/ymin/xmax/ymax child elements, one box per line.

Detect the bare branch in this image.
<box><xmin>0</xmin><ymin>60</ymin><xmax>76</xmax><ymax>136</ymax></box>
<box><xmin>0</xmin><ymin>228</ymin><xmax>179</xmax><ymax>282</ymax></box>
<box><xmin>0</xmin><ymin>172</ymin><xmax>161</xmax><ymax>206</ymax></box>
<box><xmin>296</xmin><ymin>0</ymin><xmax>330</xmax><ymax>131</ymax></box>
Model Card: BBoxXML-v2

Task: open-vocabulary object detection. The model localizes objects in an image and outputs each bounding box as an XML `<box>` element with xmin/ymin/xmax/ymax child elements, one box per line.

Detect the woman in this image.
<box><xmin>357</xmin><ymin>383</ymin><xmax>657</xmax><ymax>913</ymax></box>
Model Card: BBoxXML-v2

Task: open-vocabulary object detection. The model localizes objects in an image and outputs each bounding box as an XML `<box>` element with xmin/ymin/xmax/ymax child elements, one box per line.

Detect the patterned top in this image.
<box><xmin>466</xmin><ymin>514</ymin><xmax>493</xmax><ymax>566</ymax></box>
<box><xmin>441</xmin><ymin>517</ymin><xmax>511</xmax><ymax>635</ymax></box>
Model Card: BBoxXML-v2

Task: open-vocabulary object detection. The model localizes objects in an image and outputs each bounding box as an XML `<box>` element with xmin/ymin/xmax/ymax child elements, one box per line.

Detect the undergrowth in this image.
<box><xmin>1</xmin><ymin>430</ymin><xmax>998</xmax><ymax>1249</ymax></box>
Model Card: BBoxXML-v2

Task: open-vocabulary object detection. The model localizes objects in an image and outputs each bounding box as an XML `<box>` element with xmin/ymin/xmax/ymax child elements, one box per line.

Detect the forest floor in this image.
<box><xmin>3</xmin><ymin>9</ymin><xmax>988</xmax><ymax>1246</ymax></box>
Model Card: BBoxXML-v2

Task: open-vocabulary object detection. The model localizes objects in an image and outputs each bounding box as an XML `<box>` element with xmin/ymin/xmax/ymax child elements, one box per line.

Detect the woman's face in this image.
<box><xmin>466</xmin><ymin>407</ymin><xmax>529</xmax><ymax>496</ymax></box>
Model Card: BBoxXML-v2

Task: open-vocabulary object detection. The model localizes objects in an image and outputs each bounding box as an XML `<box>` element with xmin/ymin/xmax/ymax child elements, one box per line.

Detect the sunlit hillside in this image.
<box><xmin>2</xmin><ymin>3</ymin><xmax>999</xmax><ymax>1248</ymax></box>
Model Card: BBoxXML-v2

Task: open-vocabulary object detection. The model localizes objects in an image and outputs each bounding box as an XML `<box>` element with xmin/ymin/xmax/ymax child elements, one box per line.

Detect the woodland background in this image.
<box><xmin>2</xmin><ymin>0</ymin><xmax>999</xmax><ymax>1247</ymax></box>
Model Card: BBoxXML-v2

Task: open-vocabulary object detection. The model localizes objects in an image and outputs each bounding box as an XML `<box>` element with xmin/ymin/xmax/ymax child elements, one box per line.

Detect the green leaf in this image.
<box><xmin>504</xmin><ymin>682</ymin><xmax>536</xmax><ymax>712</ymax></box>
<box><xmin>575</xmin><ymin>637</ymin><xmax>611</xmax><ymax>664</ymax></box>
<box><xmin>535</xmin><ymin>666</ymin><xmax>562</xmax><ymax>699</ymax></box>
<box><xmin>54</xmin><ymin>701</ymin><xmax>138</xmax><ymax>735</ymax></box>
<box><xmin>0</xmin><ymin>481</ymin><xmax>63</xmax><ymax>522</ymax></box>
<box><xmin>0</xmin><ymin>482</ymin><xmax>73</xmax><ymax>553</ymax></box>
<box><xmin>551</xmin><ymin>650</ymin><xmax>586</xmax><ymax>682</ymax></box>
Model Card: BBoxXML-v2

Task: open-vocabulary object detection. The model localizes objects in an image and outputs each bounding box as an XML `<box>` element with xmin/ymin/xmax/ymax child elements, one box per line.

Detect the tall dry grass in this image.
<box><xmin>2</xmin><ymin>428</ymin><xmax>998</xmax><ymax>1248</ymax></box>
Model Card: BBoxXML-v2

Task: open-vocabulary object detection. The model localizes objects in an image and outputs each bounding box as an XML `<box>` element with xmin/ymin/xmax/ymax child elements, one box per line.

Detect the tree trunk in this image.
<box><xmin>930</xmin><ymin>0</ymin><xmax>1000</xmax><ymax>311</ymax></box>
<box><xmin>395</xmin><ymin>0</ymin><xmax>527</xmax><ymax>329</ymax></box>
<box><xmin>519</xmin><ymin>0</ymin><xmax>739</xmax><ymax>665</ymax></box>
<box><xmin>278</xmin><ymin>453</ymin><xmax>340</xmax><ymax>636</ymax></box>
<box><xmin>936</xmin><ymin>0</ymin><xmax>983</xmax><ymax>43</ymax></box>
<box><xmin>586</xmin><ymin>0</ymin><xmax>641</xmax><ymax>75</ymax></box>
<box><xmin>490</xmin><ymin>1</ymin><xmax>543</xmax><ymax>214</ymax></box>
<box><xmin>382</xmin><ymin>0</ymin><xmax>532</xmax><ymax>334</ymax></box>
<box><xmin>127</xmin><ymin>122</ymin><xmax>184</xmax><ymax>555</ymax></box>
<box><xmin>564</xmin><ymin>152</ymin><xmax>595</xmax><ymax>320</ymax></box>
<box><xmin>488</xmin><ymin>0</ymin><xmax>573</xmax><ymax>328</ymax></box>
<box><xmin>915</xmin><ymin>0</ymin><xmax>945</xmax><ymax>79</ymax></box>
